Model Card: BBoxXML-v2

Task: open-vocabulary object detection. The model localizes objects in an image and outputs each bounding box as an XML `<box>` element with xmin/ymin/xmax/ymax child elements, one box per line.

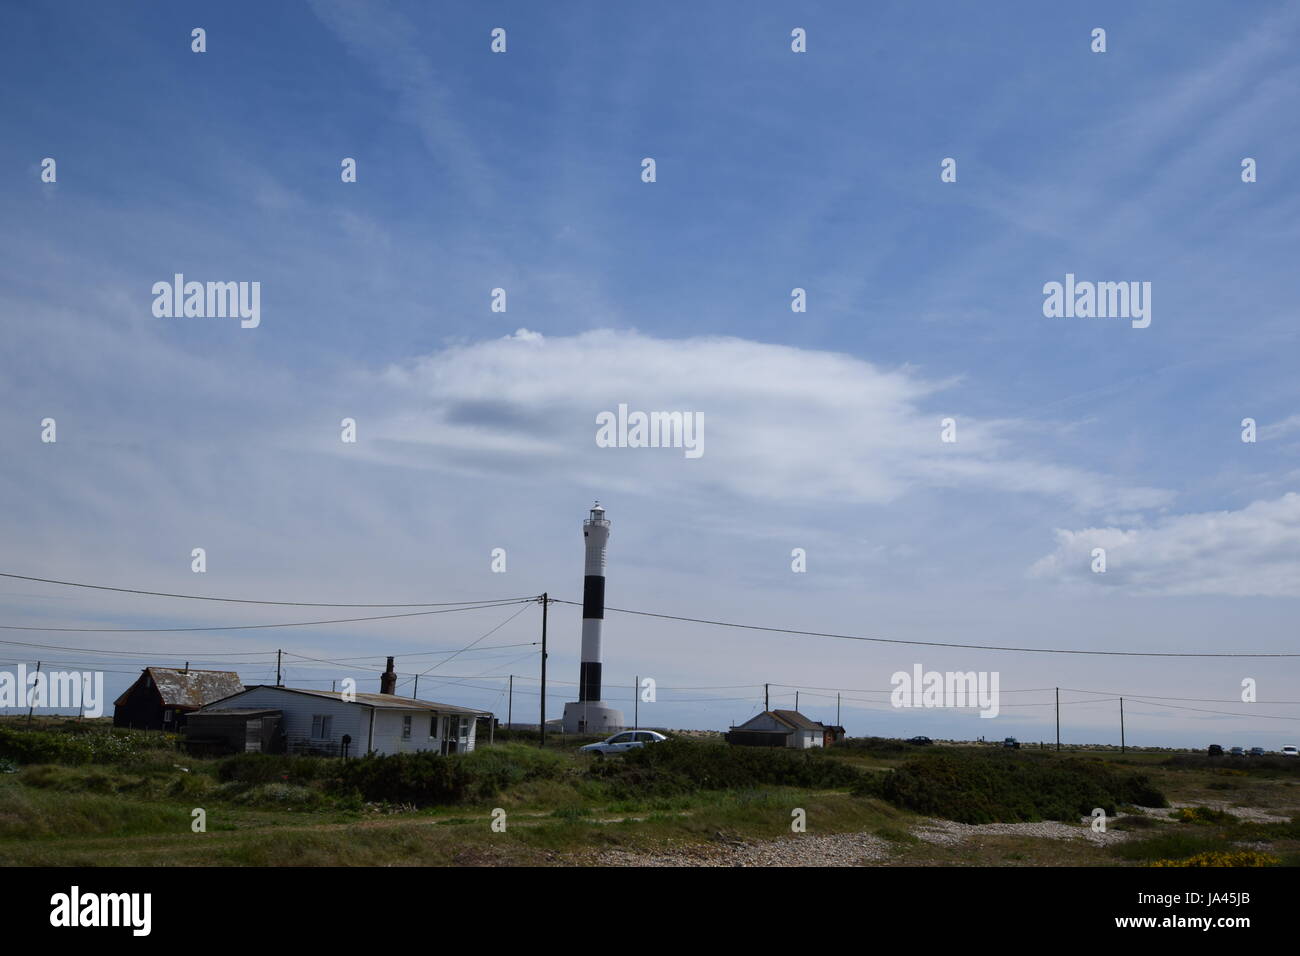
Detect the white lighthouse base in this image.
<box><xmin>562</xmin><ymin>701</ymin><xmax>625</xmax><ymax>735</ymax></box>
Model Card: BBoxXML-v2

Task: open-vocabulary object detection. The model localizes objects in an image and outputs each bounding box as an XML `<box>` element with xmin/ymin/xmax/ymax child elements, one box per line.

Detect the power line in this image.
<box><xmin>414</xmin><ymin>602</ymin><xmax>536</xmax><ymax>679</ymax></box>
<box><xmin>1060</xmin><ymin>687</ymin><xmax>1300</xmax><ymax>705</ymax></box>
<box><xmin>0</xmin><ymin>599</ymin><xmax>535</xmax><ymax>633</ymax></box>
<box><xmin>0</xmin><ymin>638</ymin><xmax>280</xmax><ymax>656</ymax></box>
<box><xmin>553</xmin><ymin>600</ymin><xmax>1298</xmax><ymax>658</ymax></box>
<box><xmin>1122</xmin><ymin>697</ymin><xmax>1300</xmax><ymax>722</ymax></box>
<box><xmin>0</xmin><ymin>571</ymin><xmax>536</xmax><ymax>608</ymax></box>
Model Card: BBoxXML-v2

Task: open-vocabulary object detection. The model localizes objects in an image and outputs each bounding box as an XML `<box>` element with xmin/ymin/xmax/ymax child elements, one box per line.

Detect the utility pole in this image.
<box><xmin>1120</xmin><ymin>697</ymin><xmax>1126</xmax><ymax>754</ymax></box>
<box><xmin>276</xmin><ymin>649</ymin><xmax>282</xmax><ymax>687</ymax></box>
<box><xmin>836</xmin><ymin>693</ymin><xmax>841</xmax><ymax>727</ymax></box>
<box><xmin>634</xmin><ymin>675</ymin><xmax>639</xmax><ymax>731</ymax></box>
<box><xmin>507</xmin><ymin>675</ymin><xmax>513</xmax><ymax>731</ymax></box>
<box><xmin>539</xmin><ymin>593</ymin><xmax>548</xmax><ymax>748</ymax></box>
<box><xmin>795</xmin><ymin>691</ymin><xmax>800</xmax><ymax>712</ymax></box>
<box><xmin>26</xmin><ymin>661</ymin><xmax>40</xmax><ymax>726</ymax></box>
<box><xmin>764</xmin><ymin>683</ymin><xmax>769</xmax><ymax>711</ymax></box>
<box><xmin>1055</xmin><ymin>687</ymin><xmax>1060</xmax><ymax>752</ymax></box>
<box><xmin>413</xmin><ymin>675</ymin><xmax>419</xmax><ymax>700</ymax></box>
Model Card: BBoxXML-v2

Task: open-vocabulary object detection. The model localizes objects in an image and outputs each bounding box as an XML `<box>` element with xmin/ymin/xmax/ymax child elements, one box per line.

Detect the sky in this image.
<box><xmin>1</xmin><ymin>1</ymin><xmax>1297</xmax><ymax>748</ymax></box>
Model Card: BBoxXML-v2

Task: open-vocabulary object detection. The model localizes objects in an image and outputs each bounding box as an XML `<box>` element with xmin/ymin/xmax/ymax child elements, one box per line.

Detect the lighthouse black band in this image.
<box><xmin>579</xmin><ymin>661</ymin><xmax>602</xmax><ymax>702</ymax></box>
<box><xmin>582</xmin><ymin>575</ymin><xmax>605</xmax><ymax>619</ymax></box>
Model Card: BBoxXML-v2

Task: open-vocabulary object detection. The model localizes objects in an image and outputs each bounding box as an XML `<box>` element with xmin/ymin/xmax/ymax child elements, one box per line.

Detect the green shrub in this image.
<box><xmin>1174</xmin><ymin>806</ymin><xmax>1236</xmax><ymax>826</ymax></box>
<box><xmin>830</xmin><ymin>737</ymin><xmax>914</xmax><ymax>756</ymax></box>
<box><xmin>0</xmin><ymin>726</ymin><xmax>177</xmax><ymax>766</ymax></box>
<box><xmin>0</xmin><ymin>726</ymin><xmax>93</xmax><ymax>764</ymax></box>
<box><xmin>334</xmin><ymin>743</ymin><xmax>564</xmax><ymax>806</ymax></box>
<box><xmin>217</xmin><ymin>753</ymin><xmax>333</xmax><ymax>785</ymax></box>
<box><xmin>1115</xmin><ymin>831</ymin><xmax>1233</xmax><ymax>861</ymax></box>
<box><xmin>1151</xmin><ymin>850</ymin><xmax>1280</xmax><ymax>867</ymax></box>
<box><xmin>590</xmin><ymin>739</ymin><xmax>864</xmax><ymax>798</ymax></box>
<box><xmin>866</xmin><ymin>749</ymin><xmax>1166</xmax><ymax>824</ymax></box>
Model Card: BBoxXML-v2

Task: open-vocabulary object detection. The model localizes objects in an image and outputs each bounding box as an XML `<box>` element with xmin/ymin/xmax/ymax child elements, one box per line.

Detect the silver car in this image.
<box><xmin>579</xmin><ymin>730</ymin><xmax>667</xmax><ymax>756</ymax></box>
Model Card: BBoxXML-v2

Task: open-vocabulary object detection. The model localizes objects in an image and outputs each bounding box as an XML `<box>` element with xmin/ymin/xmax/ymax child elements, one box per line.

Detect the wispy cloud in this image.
<box><xmin>337</xmin><ymin>328</ymin><xmax>1172</xmax><ymax>512</ymax></box>
<box><xmin>1030</xmin><ymin>493</ymin><xmax>1300</xmax><ymax>597</ymax></box>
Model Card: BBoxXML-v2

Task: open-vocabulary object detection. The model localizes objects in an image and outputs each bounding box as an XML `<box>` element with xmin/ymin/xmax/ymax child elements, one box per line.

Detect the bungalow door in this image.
<box><xmin>442</xmin><ymin>716</ymin><xmax>467</xmax><ymax>755</ymax></box>
<box><xmin>438</xmin><ymin>715</ymin><xmax>453</xmax><ymax>756</ymax></box>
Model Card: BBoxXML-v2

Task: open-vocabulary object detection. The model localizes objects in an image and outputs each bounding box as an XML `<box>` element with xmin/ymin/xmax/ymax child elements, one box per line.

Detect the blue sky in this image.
<box><xmin>1</xmin><ymin>1</ymin><xmax>1298</xmax><ymax>746</ymax></box>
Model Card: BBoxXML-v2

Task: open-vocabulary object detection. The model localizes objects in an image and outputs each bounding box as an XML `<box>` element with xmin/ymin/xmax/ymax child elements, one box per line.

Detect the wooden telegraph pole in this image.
<box><xmin>539</xmin><ymin>594</ymin><xmax>548</xmax><ymax>748</ymax></box>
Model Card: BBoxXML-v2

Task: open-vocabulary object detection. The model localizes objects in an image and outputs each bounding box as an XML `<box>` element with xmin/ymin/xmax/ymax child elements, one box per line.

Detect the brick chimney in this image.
<box><xmin>380</xmin><ymin>657</ymin><xmax>397</xmax><ymax>695</ymax></box>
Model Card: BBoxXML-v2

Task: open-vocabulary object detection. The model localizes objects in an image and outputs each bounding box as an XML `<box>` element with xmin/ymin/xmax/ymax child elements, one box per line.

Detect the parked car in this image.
<box><xmin>1281</xmin><ymin>746</ymin><xmax>1298</xmax><ymax>758</ymax></box>
<box><xmin>579</xmin><ymin>730</ymin><xmax>667</xmax><ymax>756</ymax></box>
<box><xmin>907</xmin><ymin>736</ymin><xmax>933</xmax><ymax>745</ymax></box>
<box><xmin>1249</xmin><ymin>747</ymin><xmax>1266</xmax><ymax>757</ymax></box>
<box><xmin>1003</xmin><ymin>737</ymin><xmax>1020</xmax><ymax>749</ymax></box>
<box><xmin>1229</xmin><ymin>746</ymin><xmax>1245</xmax><ymax>757</ymax></box>
<box><xmin>1207</xmin><ymin>744</ymin><xmax>1224</xmax><ymax>756</ymax></box>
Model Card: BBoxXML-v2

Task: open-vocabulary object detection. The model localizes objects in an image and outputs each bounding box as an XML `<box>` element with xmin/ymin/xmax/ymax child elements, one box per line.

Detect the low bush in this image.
<box><xmin>1164</xmin><ymin>754</ymin><xmax>1300</xmax><ymax>773</ymax></box>
<box><xmin>0</xmin><ymin>726</ymin><xmax>177</xmax><ymax>766</ymax></box>
<box><xmin>216</xmin><ymin>753</ymin><xmax>334</xmax><ymax>786</ymax></box>
<box><xmin>1112</xmin><ymin>831</ymin><xmax>1225</xmax><ymax>862</ymax></box>
<box><xmin>589</xmin><ymin>739</ymin><xmax>864</xmax><ymax>799</ymax></box>
<box><xmin>864</xmin><ymin>749</ymin><xmax>1166</xmax><ymax>824</ymax></box>
<box><xmin>1174</xmin><ymin>806</ymin><xmax>1237</xmax><ymax>826</ymax></box>
<box><xmin>333</xmin><ymin>743</ymin><xmax>565</xmax><ymax>806</ymax></box>
<box><xmin>829</xmin><ymin>737</ymin><xmax>913</xmax><ymax>756</ymax></box>
<box><xmin>1151</xmin><ymin>851</ymin><xmax>1280</xmax><ymax>867</ymax></box>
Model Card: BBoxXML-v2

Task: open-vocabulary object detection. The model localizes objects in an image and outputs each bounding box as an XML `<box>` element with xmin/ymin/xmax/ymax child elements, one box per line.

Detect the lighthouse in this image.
<box><xmin>562</xmin><ymin>502</ymin><xmax>625</xmax><ymax>734</ymax></box>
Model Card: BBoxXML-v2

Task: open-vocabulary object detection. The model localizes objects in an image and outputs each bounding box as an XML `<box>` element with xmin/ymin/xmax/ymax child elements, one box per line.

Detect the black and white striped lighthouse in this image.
<box><xmin>563</xmin><ymin>502</ymin><xmax>625</xmax><ymax>734</ymax></box>
<box><xmin>578</xmin><ymin>502</ymin><xmax>609</xmax><ymax>701</ymax></box>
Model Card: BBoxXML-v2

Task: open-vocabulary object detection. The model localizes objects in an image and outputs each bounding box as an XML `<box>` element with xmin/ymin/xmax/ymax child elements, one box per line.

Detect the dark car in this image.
<box><xmin>1229</xmin><ymin>746</ymin><xmax>1245</xmax><ymax>757</ymax></box>
<box><xmin>1207</xmin><ymin>744</ymin><xmax>1224</xmax><ymax>756</ymax></box>
<box><xmin>907</xmin><ymin>736</ymin><xmax>933</xmax><ymax>745</ymax></box>
<box><xmin>1003</xmin><ymin>737</ymin><xmax>1021</xmax><ymax>749</ymax></box>
<box><xmin>1249</xmin><ymin>747</ymin><xmax>1266</xmax><ymax>757</ymax></box>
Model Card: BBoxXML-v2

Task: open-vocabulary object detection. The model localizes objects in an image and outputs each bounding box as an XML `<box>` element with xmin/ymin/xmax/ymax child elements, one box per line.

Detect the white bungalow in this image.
<box><xmin>194</xmin><ymin>684</ymin><xmax>493</xmax><ymax>757</ymax></box>
<box><xmin>725</xmin><ymin>709</ymin><xmax>826</xmax><ymax>749</ymax></box>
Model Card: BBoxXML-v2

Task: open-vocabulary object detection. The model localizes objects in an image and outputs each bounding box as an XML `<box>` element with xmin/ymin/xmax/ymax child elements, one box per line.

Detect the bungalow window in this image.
<box><xmin>311</xmin><ymin>714</ymin><xmax>333</xmax><ymax>739</ymax></box>
<box><xmin>402</xmin><ymin>715</ymin><xmax>412</xmax><ymax>740</ymax></box>
<box><xmin>430</xmin><ymin>715</ymin><xmax>438</xmax><ymax>738</ymax></box>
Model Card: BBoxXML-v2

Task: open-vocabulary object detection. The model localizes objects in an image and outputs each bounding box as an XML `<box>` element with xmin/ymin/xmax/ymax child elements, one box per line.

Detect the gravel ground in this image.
<box><xmin>573</xmin><ymin>803</ymin><xmax>1295</xmax><ymax>866</ymax></box>
<box><xmin>913</xmin><ymin>816</ymin><xmax>1130</xmax><ymax>846</ymax></box>
<box><xmin>583</xmin><ymin>831</ymin><xmax>892</xmax><ymax>867</ymax></box>
<box><xmin>1147</xmin><ymin>802</ymin><xmax>1292</xmax><ymax>823</ymax></box>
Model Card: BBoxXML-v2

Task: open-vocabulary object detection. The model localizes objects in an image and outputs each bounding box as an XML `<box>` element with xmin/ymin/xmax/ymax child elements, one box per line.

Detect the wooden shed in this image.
<box><xmin>112</xmin><ymin>667</ymin><xmax>245</xmax><ymax>731</ymax></box>
<box><xmin>183</xmin><ymin>708</ymin><xmax>284</xmax><ymax>755</ymax></box>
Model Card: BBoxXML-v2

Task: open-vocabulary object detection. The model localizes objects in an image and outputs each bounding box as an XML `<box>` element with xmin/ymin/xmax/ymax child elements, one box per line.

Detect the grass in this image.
<box><xmin>862</xmin><ymin>747</ymin><xmax>1166</xmax><ymax>823</ymax></box>
<box><xmin>2</xmin><ymin>718</ymin><xmax>1297</xmax><ymax>866</ymax></box>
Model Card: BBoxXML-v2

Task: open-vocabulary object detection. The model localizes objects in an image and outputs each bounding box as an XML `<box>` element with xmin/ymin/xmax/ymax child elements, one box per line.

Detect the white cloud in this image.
<box><xmin>338</xmin><ymin>329</ymin><xmax>1170</xmax><ymax>511</ymax></box>
<box><xmin>1260</xmin><ymin>413</ymin><xmax>1300</xmax><ymax>440</ymax></box>
<box><xmin>1030</xmin><ymin>493</ymin><xmax>1300</xmax><ymax>597</ymax></box>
